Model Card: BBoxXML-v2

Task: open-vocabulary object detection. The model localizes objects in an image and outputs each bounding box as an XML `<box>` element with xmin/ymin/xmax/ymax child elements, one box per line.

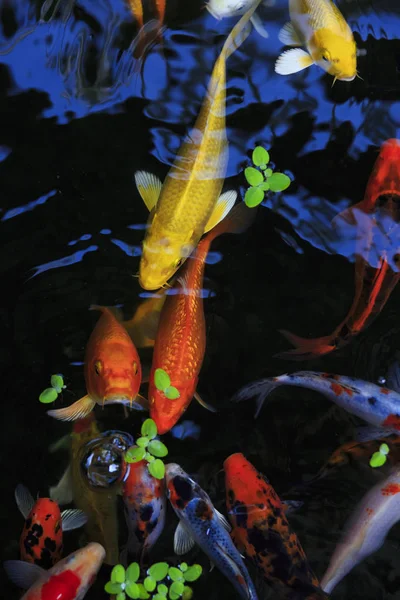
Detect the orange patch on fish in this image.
<box><xmin>330</xmin><ymin>382</ymin><xmax>343</xmax><ymax>396</ymax></box>
<box><xmin>383</xmin><ymin>414</ymin><xmax>400</xmax><ymax>430</ymax></box>
<box><xmin>381</xmin><ymin>483</ymin><xmax>400</xmax><ymax>496</ymax></box>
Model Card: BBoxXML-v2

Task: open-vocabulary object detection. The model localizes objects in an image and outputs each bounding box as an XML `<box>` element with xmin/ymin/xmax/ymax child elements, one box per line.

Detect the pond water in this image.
<box><xmin>2</xmin><ymin>0</ymin><xmax>400</xmax><ymax>598</ymax></box>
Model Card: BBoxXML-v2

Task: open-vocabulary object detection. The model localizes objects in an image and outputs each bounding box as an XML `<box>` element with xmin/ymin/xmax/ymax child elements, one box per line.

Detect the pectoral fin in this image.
<box><xmin>204</xmin><ymin>191</ymin><xmax>237</xmax><ymax>233</ymax></box>
<box><xmin>282</xmin><ymin>500</ymin><xmax>304</xmax><ymax>514</ymax></box>
<box><xmin>215</xmin><ymin>509</ymin><xmax>231</xmax><ymax>531</ymax></box>
<box><xmin>47</xmin><ymin>395</ymin><xmax>96</xmax><ymax>422</ymax></box>
<box><xmin>4</xmin><ymin>560</ymin><xmax>46</xmax><ymax>590</ymax></box>
<box><xmin>61</xmin><ymin>509</ymin><xmax>87</xmax><ymax>531</ymax></box>
<box><xmin>134</xmin><ymin>171</ymin><xmax>163</xmax><ymax>212</ymax></box>
<box><xmin>278</xmin><ymin>22</ymin><xmax>302</xmax><ymax>46</ymax></box>
<box><xmin>50</xmin><ymin>465</ymin><xmax>74</xmax><ymax>505</ymax></box>
<box><xmin>355</xmin><ymin>426</ymin><xmax>398</xmax><ymax>443</ymax></box>
<box><xmin>194</xmin><ymin>391</ymin><xmax>217</xmax><ymax>413</ymax></box>
<box><xmin>275</xmin><ymin>48</ymin><xmax>313</xmax><ymax>75</ymax></box>
<box><xmin>174</xmin><ymin>522</ymin><xmax>196</xmax><ymax>555</ymax></box>
<box><xmin>15</xmin><ymin>484</ymin><xmax>35</xmax><ymax>519</ymax></box>
<box><xmin>250</xmin><ymin>14</ymin><xmax>268</xmax><ymax>38</ymax></box>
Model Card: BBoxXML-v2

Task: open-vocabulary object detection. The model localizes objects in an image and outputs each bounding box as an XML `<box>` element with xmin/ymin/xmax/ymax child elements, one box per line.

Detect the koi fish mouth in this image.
<box><xmin>104</xmin><ymin>391</ymin><xmax>135</xmax><ymax>404</ymax></box>
<box><xmin>339</xmin><ymin>74</ymin><xmax>356</xmax><ymax>82</ymax></box>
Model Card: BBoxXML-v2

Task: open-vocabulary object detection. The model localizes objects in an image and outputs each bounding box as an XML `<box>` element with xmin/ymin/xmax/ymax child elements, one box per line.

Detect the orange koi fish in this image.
<box><xmin>278</xmin><ymin>138</ymin><xmax>400</xmax><ymax>360</ymax></box>
<box><xmin>48</xmin><ymin>306</ymin><xmax>145</xmax><ymax>421</ymax></box>
<box><xmin>149</xmin><ymin>202</ymin><xmax>253</xmax><ymax>434</ymax></box>
<box><xmin>224</xmin><ymin>453</ymin><xmax>328</xmax><ymax>600</ymax></box>
<box><xmin>4</xmin><ymin>542</ymin><xmax>105</xmax><ymax>600</ymax></box>
<box><xmin>126</xmin><ymin>0</ymin><xmax>165</xmax><ymax>61</ymax></box>
<box><xmin>15</xmin><ymin>485</ymin><xmax>86</xmax><ymax>569</ymax></box>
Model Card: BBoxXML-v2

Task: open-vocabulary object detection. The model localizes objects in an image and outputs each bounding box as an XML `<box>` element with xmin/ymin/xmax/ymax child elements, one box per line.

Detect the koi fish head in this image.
<box><xmin>20</xmin><ymin>498</ymin><xmax>63</xmax><ymax>568</ymax></box>
<box><xmin>149</xmin><ymin>378</ymin><xmax>197</xmax><ymax>435</ymax></box>
<box><xmin>206</xmin><ymin>0</ymin><xmax>250</xmax><ymax>19</ymax></box>
<box><xmin>224</xmin><ymin>452</ymin><xmax>273</xmax><ymax>505</ymax></box>
<box><xmin>139</xmin><ymin>229</ymin><xmax>195</xmax><ymax>291</ymax></box>
<box><xmin>47</xmin><ymin>542</ymin><xmax>105</xmax><ymax>599</ymax></box>
<box><xmin>366</xmin><ymin>139</ymin><xmax>400</xmax><ymax>208</ymax></box>
<box><xmin>312</xmin><ymin>30</ymin><xmax>357</xmax><ymax>81</ymax></box>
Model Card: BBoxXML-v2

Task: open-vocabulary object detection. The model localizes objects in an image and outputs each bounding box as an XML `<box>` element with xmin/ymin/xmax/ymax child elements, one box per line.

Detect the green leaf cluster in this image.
<box><xmin>39</xmin><ymin>374</ymin><xmax>66</xmax><ymax>404</ymax></box>
<box><xmin>154</xmin><ymin>368</ymin><xmax>180</xmax><ymax>400</ymax></box>
<box><xmin>125</xmin><ymin>419</ymin><xmax>168</xmax><ymax>479</ymax></box>
<box><xmin>105</xmin><ymin>561</ymin><xmax>202</xmax><ymax>600</ymax></box>
<box><xmin>369</xmin><ymin>443</ymin><xmax>390</xmax><ymax>468</ymax></box>
<box><xmin>244</xmin><ymin>146</ymin><xmax>291</xmax><ymax>208</ymax></box>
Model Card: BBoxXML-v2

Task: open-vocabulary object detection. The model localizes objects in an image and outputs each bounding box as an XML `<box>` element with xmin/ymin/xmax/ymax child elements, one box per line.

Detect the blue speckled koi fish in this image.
<box><xmin>165</xmin><ymin>463</ymin><xmax>258</xmax><ymax>600</ymax></box>
<box><xmin>233</xmin><ymin>371</ymin><xmax>400</xmax><ymax>438</ymax></box>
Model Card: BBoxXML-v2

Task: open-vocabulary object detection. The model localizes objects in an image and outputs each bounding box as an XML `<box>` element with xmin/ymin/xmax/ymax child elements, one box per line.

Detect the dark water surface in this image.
<box><xmin>2</xmin><ymin>0</ymin><xmax>400</xmax><ymax>598</ymax></box>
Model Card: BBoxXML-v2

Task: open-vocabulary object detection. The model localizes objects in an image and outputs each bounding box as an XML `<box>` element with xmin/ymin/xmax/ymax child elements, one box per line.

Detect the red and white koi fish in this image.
<box><xmin>4</xmin><ymin>542</ymin><xmax>105</xmax><ymax>600</ymax></box>
<box><xmin>321</xmin><ymin>466</ymin><xmax>400</xmax><ymax>593</ymax></box>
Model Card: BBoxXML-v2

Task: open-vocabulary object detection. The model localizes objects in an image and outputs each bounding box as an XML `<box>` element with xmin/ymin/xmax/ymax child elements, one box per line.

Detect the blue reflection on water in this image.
<box><xmin>30</xmin><ymin>244</ymin><xmax>98</xmax><ymax>278</ymax></box>
<box><xmin>2</xmin><ymin>190</ymin><xmax>57</xmax><ymax>221</ymax></box>
<box><xmin>110</xmin><ymin>238</ymin><xmax>142</xmax><ymax>256</ymax></box>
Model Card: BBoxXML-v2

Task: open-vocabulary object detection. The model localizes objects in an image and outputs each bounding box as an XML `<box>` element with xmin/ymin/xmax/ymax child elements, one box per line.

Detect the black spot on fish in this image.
<box><xmin>194</xmin><ymin>499</ymin><xmax>212</xmax><ymax>521</ymax></box>
<box><xmin>368</xmin><ymin>397</ymin><xmax>377</xmax><ymax>405</ymax></box>
<box><xmin>25</xmin><ymin>518</ymin><xmax>32</xmax><ymax>529</ymax></box>
<box><xmin>247</xmin><ymin>526</ymin><xmax>267</xmax><ymax>554</ymax></box>
<box><xmin>173</xmin><ymin>476</ymin><xmax>193</xmax><ymax>508</ymax></box>
<box><xmin>45</xmin><ymin>514</ymin><xmax>52</xmax><ymax>521</ymax></box>
<box><xmin>23</xmin><ymin>538</ymin><xmax>34</xmax><ymax>556</ymax></box>
<box><xmin>44</xmin><ymin>537</ymin><xmax>57</xmax><ymax>552</ymax></box>
<box><xmin>227</xmin><ymin>489</ymin><xmax>235</xmax><ymax>505</ymax></box>
<box><xmin>230</xmin><ymin>501</ymin><xmax>248</xmax><ymax>528</ymax></box>
<box><xmin>35</xmin><ymin>548</ymin><xmax>53</xmax><ymax>569</ymax></box>
<box><xmin>140</xmin><ymin>504</ymin><xmax>154</xmax><ymax>523</ymax></box>
<box><xmin>31</xmin><ymin>524</ymin><xmax>43</xmax><ymax>538</ymax></box>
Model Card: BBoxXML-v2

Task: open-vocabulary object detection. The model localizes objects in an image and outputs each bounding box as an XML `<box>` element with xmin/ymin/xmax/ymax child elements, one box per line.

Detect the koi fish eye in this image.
<box><xmin>94</xmin><ymin>361</ymin><xmax>102</xmax><ymax>376</ymax></box>
<box><xmin>321</xmin><ymin>50</ymin><xmax>330</xmax><ymax>62</ymax></box>
<box><xmin>133</xmin><ymin>361</ymin><xmax>138</xmax><ymax>375</ymax></box>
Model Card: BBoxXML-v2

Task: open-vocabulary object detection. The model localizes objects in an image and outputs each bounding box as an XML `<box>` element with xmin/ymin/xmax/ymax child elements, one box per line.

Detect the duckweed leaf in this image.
<box><xmin>252</xmin><ymin>146</ymin><xmax>269</xmax><ymax>168</ymax></box>
<box><xmin>126</xmin><ymin>446</ymin><xmax>146</xmax><ymax>463</ymax></box>
<box><xmin>148</xmin><ymin>459</ymin><xmax>165</xmax><ymax>479</ymax></box>
<box><xmin>105</xmin><ymin>582</ymin><xmax>124</xmax><ymax>595</ymax></box>
<box><xmin>111</xmin><ymin>565</ymin><xmax>126</xmax><ymax>584</ymax></box>
<box><xmin>116</xmin><ymin>593</ymin><xmax>126</xmax><ymax>600</ymax></box>
<box><xmin>183</xmin><ymin>565</ymin><xmax>202</xmax><ymax>582</ymax></box>
<box><xmin>39</xmin><ymin>388</ymin><xmax>59</xmax><ymax>403</ymax></box>
<box><xmin>380</xmin><ymin>443</ymin><xmax>390</xmax><ymax>455</ymax></box>
<box><xmin>136</xmin><ymin>437</ymin><xmax>149</xmax><ymax>448</ymax></box>
<box><xmin>155</xmin><ymin>369</ymin><xmax>171</xmax><ymax>391</ymax></box>
<box><xmin>149</xmin><ymin>563</ymin><xmax>169</xmax><ymax>582</ymax></box>
<box><xmin>165</xmin><ymin>386</ymin><xmax>180</xmax><ymax>400</ymax></box>
<box><xmin>259</xmin><ymin>182</ymin><xmax>270</xmax><ymax>192</ymax></box>
<box><xmin>179</xmin><ymin>563</ymin><xmax>188</xmax><ymax>573</ymax></box>
<box><xmin>268</xmin><ymin>172</ymin><xmax>291</xmax><ymax>192</ymax></box>
<box><xmin>244</xmin><ymin>167</ymin><xmax>263</xmax><ymax>187</ymax></box>
<box><xmin>126</xmin><ymin>563</ymin><xmax>140</xmax><ymax>584</ymax></box>
<box><xmin>264</xmin><ymin>168</ymin><xmax>273</xmax><ymax>178</ymax></box>
<box><xmin>157</xmin><ymin>583</ymin><xmax>169</xmax><ymax>595</ymax></box>
<box><xmin>169</xmin><ymin>581</ymin><xmax>185</xmax><ymax>599</ymax></box>
<box><xmin>182</xmin><ymin>587</ymin><xmax>193</xmax><ymax>600</ymax></box>
<box><xmin>153</xmin><ymin>596</ymin><xmax>166</xmax><ymax>600</ymax></box>
<box><xmin>144</xmin><ymin>576</ymin><xmax>156</xmax><ymax>592</ymax></box>
<box><xmin>168</xmin><ymin>567</ymin><xmax>183</xmax><ymax>582</ymax></box>
<box><xmin>50</xmin><ymin>374</ymin><xmax>64</xmax><ymax>392</ymax></box>
<box><xmin>145</xmin><ymin>453</ymin><xmax>155</xmax><ymax>462</ymax></box>
<box><xmin>148</xmin><ymin>440</ymin><xmax>168</xmax><ymax>458</ymax></box>
<box><xmin>125</xmin><ymin>582</ymin><xmax>140</xmax><ymax>599</ymax></box>
<box><xmin>137</xmin><ymin>583</ymin><xmax>150</xmax><ymax>599</ymax></box>
<box><xmin>244</xmin><ymin>186</ymin><xmax>264</xmax><ymax>208</ymax></box>
<box><xmin>370</xmin><ymin>452</ymin><xmax>386</xmax><ymax>468</ymax></box>
<box><xmin>141</xmin><ymin>418</ymin><xmax>158</xmax><ymax>439</ymax></box>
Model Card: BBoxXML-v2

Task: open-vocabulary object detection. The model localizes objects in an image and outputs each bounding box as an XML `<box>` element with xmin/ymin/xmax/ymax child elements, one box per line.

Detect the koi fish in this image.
<box><xmin>48</xmin><ymin>305</ymin><xmax>144</xmax><ymax>421</ymax></box>
<box><xmin>4</xmin><ymin>542</ymin><xmax>105</xmax><ymax>600</ymax></box>
<box><xmin>126</xmin><ymin>0</ymin><xmax>165</xmax><ymax>62</ymax></box>
<box><xmin>275</xmin><ymin>0</ymin><xmax>357</xmax><ymax>81</ymax></box>
<box><xmin>206</xmin><ymin>0</ymin><xmax>269</xmax><ymax>38</ymax></box>
<box><xmin>278</xmin><ymin>138</ymin><xmax>400</xmax><ymax>360</ymax></box>
<box><xmin>50</xmin><ymin>414</ymin><xmax>120</xmax><ymax>565</ymax></box>
<box><xmin>165</xmin><ymin>463</ymin><xmax>258</xmax><ymax>600</ymax></box>
<box><xmin>321</xmin><ymin>466</ymin><xmax>400</xmax><ymax>593</ymax></box>
<box><xmin>149</xmin><ymin>202</ymin><xmax>253</xmax><ymax>434</ymax></box>
<box><xmin>233</xmin><ymin>371</ymin><xmax>400</xmax><ymax>439</ymax></box>
<box><xmin>121</xmin><ymin>459</ymin><xmax>166</xmax><ymax>561</ymax></box>
<box><xmin>134</xmin><ymin>2</ymin><xmax>261</xmax><ymax>290</ymax></box>
<box><xmin>224</xmin><ymin>453</ymin><xmax>327</xmax><ymax>599</ymax></box>
<box><xmin>15</xmin><ymin>485</ymin><xmax>86</xmax><ymax>569</ymax></box>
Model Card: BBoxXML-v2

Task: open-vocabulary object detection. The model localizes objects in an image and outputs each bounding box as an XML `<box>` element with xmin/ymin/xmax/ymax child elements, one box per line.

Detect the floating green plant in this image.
<box><xmin>244</xmin><ymin>146</ymin><xmax>291</xmax><ymax>208</ymax></box>
<box><xmin>125</xmin><ymin>419</ymin><xmax>168</xmax><ymax>479</ymax></box>
<box><xmin>370</xmin><ymin>443</ymin><xmax>390</xmax><ymax>468</ymax></box>
<box><xmin>105</xmin><ymin>561</ymin><xmax>202</xmax><ymax>600</ymax></box>
<box><xmin>39</xmin><ymin>374</ymin><xmax>66</xmax><ymax>404</ymax></box>
<box><xmin>154</xmin><ymin>368</ymin><xmax>180</xmax><ymax>400</ymax></box>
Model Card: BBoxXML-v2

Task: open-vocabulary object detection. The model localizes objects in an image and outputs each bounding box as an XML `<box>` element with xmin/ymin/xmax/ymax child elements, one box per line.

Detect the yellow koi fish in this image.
<box><xmin>135</xmin><ymin>1</ymin><xmax>261</xmax><ymax>290</ymax></box>
<box><xmin>275</xmin><ymin>0</ymin><xmax>357</xmax><ymax>82</ymax></box>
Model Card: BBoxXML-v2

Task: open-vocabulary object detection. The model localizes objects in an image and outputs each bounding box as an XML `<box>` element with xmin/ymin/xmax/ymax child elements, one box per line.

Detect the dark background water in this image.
<box><xmin>2</xmin><ymin>0</ymin><xmax>400</xmax><ymax>598</ymax></box>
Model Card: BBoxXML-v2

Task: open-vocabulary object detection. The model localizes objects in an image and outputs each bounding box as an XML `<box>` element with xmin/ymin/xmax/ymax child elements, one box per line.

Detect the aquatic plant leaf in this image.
<box><xmin>370</xmin><ymin>452</ymin><xmax>386</xmax><ymax>467</ymax></box>
<box><xmin>145</xmin><ymin>452</ymin><xmax>155</xmax><ymax>462</ymax></box>
<box><xmin>183</xmin><ymin>565</ymin><xmax>202</xmax><ymax>582</ymax></box>
<box><xmin>137</xmin><ymin>583</ymin><xmax>150</xmax><ymax>599</ymax></box>
<box><xmin>264</xmin><ymin>168</ymin><xmax>273</xmax><ymax>178</ymax></box>
<box><xmin>144</xmin><ymin>576</ymin><xmax>156</xmax><ymax>592</ymax></box>
<box><xmin>136</xmin><ymin>437</ymin><xmax>149</xmax><ymax>448</ymax></box>
<box><xmin>179</xmin><ymin>563</ymin><xmax>188</xmax><ymax>573</ymax></box>
<box><xmin>116</xmin><ymin>593</ymin><xmax>126</xmax><ymax>600</ymax></box>
<box><xmin>50</xmin><ymin>374</ymin><xmax>64</xmax><ymax>392</ymax></box>
<box><xmin>380</xmin><ymin>443</ymin><xmax>390</xmax><ymax>455</ymax></box>
<box><xmin>268</xmin><ymin>172</ymin><xmax>291</xmax><ymax>192</ymax></box>
<box><xmin>244</xmin><ymin>167</ymin><xmax>263</xmax><ymax>186</ymax></box>
<box><xmin>165</xmin><ymin>386</ymin><xmax>180</xmax><ymax>400</ymax></box>
<box><xmin>244</xmin><ymin>187</ymin><xmax>264</xmax><ymax>208</ymax></box>
<box><xmin>182</xmin><ymin>587</ymin><xmax>193</xmax><ymax>600</ymax></box>
<box><xmin>258</xmin><ymin>182</ymin><xmax>270</xmax><ymax>192</ymax></box>
<box><xmin>111</xmin><ymin>565</ymin><xmax>126</xmax><ymax>584</ymax></box>
<box><xmin>153</xmin><ymin>595</ymin><xmax>165</xmax><ymax>600</ymax></box>
<box><xmin>149</xmin><ymin>563</ymin><xmax>169</xmax><ymax>582</ymax></box>
<box><xmin>125</xmin><ymin>582</ymin><xmax>140</xmax><ymax>599</ymax></box>
<box><xmin>126</xmin><ymin>446</ymin><xmax>146</xmax><ymax>463</ymax></box>
<box><xmin>105</xmin><ymin>582</ymin><xmax>124</xmax><ymax>594</ymax></box>
<box><xmin>157</xmin><ymin>583</ymin><xmax>169</xmax><ymax>595</ymax></box>
<box><xmin>141</xmin><ymin>418</ymin><xmax>158</xmax><ymax>439</ymax></box>
<box><xmin>155</xmin><ymin>368</ymin><xmax>171</xmax><ymax>391</ymax></box>
<box><xmin>148</xmin><ymin>440</ymin><xmax>168</xmax><ymax>458</ymax></box>
<box><xmin>148</xmin><ymin>459</ymin><xmax>165</xmax><ymax>479</ymax></box>
<box><xmin>168</xmin><ymin>567</ymin><xmax>183</xmax><ymax>582</ymax></box>
<box><xmin>169</xmin><ymin>581</ymin><xmax>185</xmax><ymax>598</ymax></box>
<box><xmin>252</xmin><ymin>146</ymin><xmax>269</xmax><ymax>168</ymax></box>
<box><xmin>126</xmin><ymin>563</ymin><xmax>140</xmax><ymax>584</ymax></box>
<box><xmin>39</xmin><ymin>388</ymin><xmax>58</xmax><ymax>403</ymax></box>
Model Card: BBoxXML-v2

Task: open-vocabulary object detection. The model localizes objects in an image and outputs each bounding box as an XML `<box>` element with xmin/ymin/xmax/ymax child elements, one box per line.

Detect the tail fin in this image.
<box><xmin>206</xmin><ymin>200</ymin><xmax>256</xmax><ymax>245</ymax></box>
<box><xmin>231</xmin><ymin>377</ymin><xmax>282</xmax><ymax>418</ymax></box>
<box><xmin>221</xmin><ymin>0</ymin><xmax>262</xmax><ymax>62</ymax></box>
<box><xmin>275</xmin><ymin>329</ymin><xmax>336</xmax><ymax>360</ymax></box>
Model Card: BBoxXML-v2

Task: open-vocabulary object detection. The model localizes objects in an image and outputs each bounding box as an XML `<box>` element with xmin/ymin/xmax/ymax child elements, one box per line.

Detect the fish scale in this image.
<box><xmin>293</xmin><ymin>0</ymin><xmax>349</xmax><ymax>34</ymax></box>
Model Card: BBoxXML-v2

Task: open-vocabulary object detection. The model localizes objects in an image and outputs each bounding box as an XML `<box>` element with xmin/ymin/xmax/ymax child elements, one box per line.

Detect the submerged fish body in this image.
<box><xmin>5</xmin><ymin>542</ymin><xmax>105</xmax><ymax>600</ymax></box>
<box><xmin>279</xmin><ymin>138</ymin><xmax>400</xmax><ymax>360</ymax></box>
<box><xmin>165</xmin><ymin>463</ymin><xmax>258</xmax><ymax>600</ymax></box>
<box><xmin>276</xmin><ymin>0</ymin><xmax>357</xmax><ymax>81</ymax></box>
<box><xmin>321</xmin><ymin>466</ymin><xmax>400</xmax><ymax>593</ymax></box>
<box><xmin>206</xmin><ymin>0</ymin><xmax>269</xmax><ymax>38</ymax></box>
<box><xmin>233</xmin><ymin>371</ymin><xmax>400</xmax><ymax>435</ymax></box>
<box><xmin>122</xmin><ymin>459</ymin><xmax>166</xmax><ymax>559</ymax></box>
<box><xmin>224</xmin><ymin>453</ymin><xmax>326</xmax><ymax>600</ymax></box>
<box><xmin>47</xmin><ymin>306</ymin><xmax>143</xmax><ymax>422</ymax></box>
<box><xmin>135</xmin><ymin>2</ymin><xmax>261</xmax><ymax>290</ymax></box>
